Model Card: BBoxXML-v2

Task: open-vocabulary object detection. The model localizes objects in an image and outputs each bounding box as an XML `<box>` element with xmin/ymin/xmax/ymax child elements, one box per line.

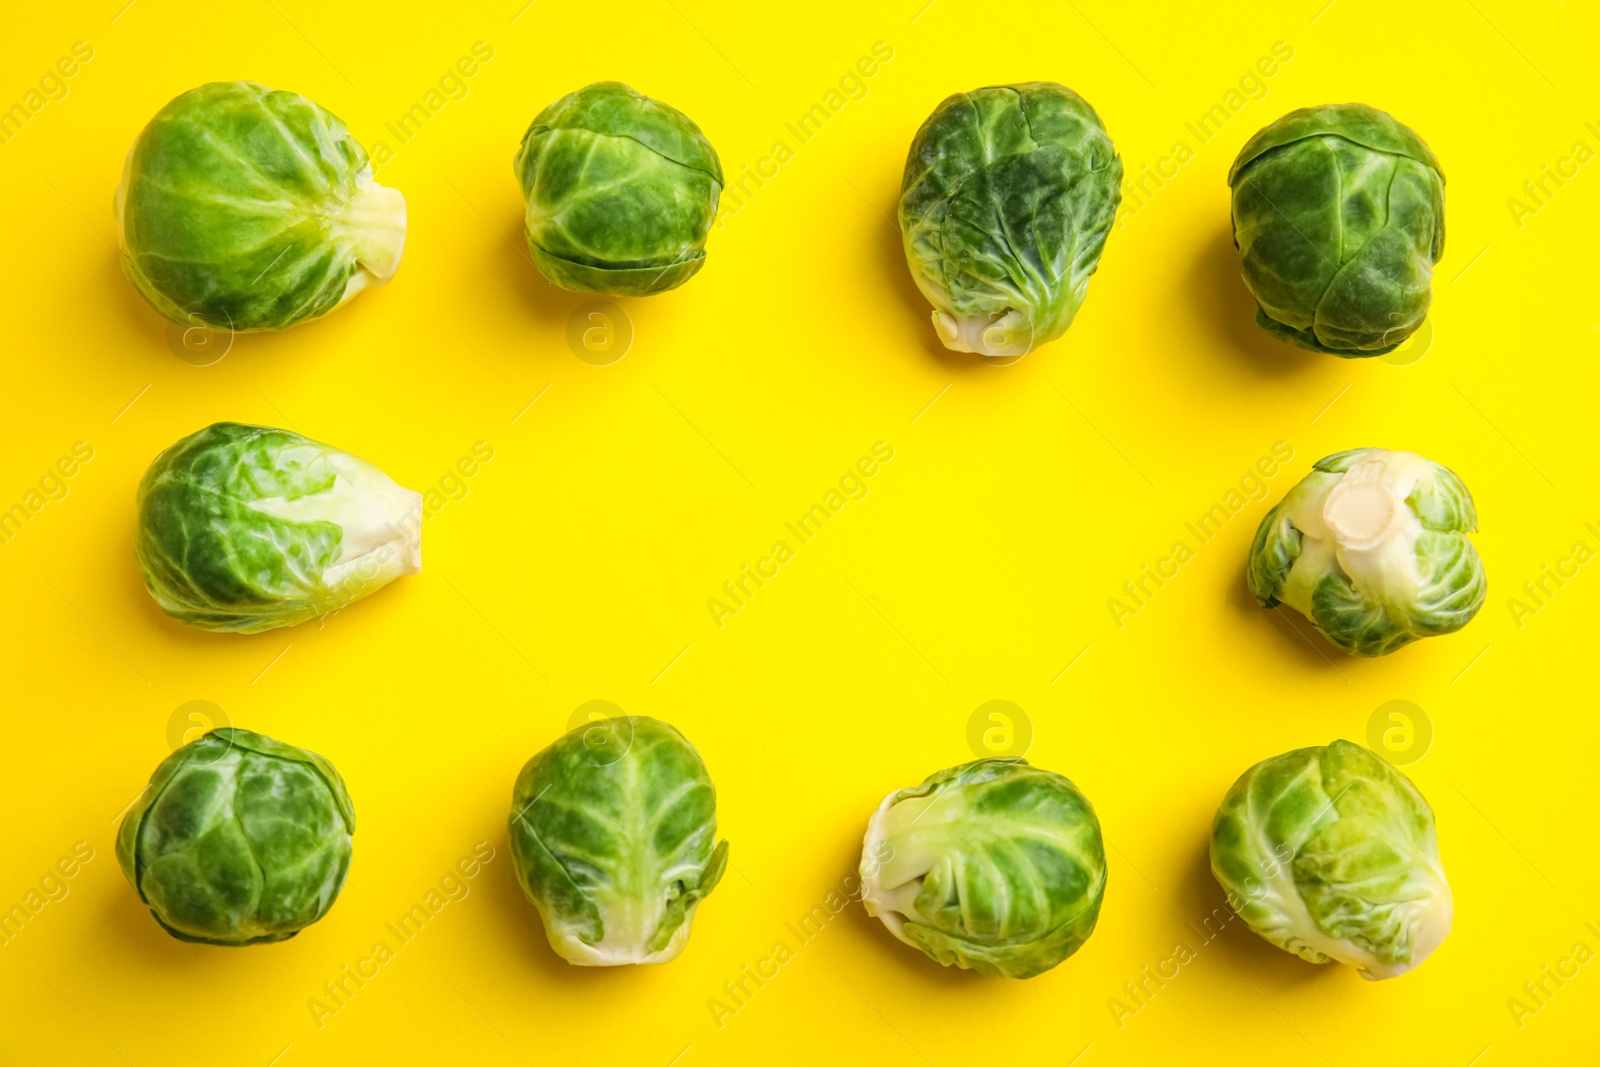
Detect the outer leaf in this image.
<box><xmin>1409</xmin><ymin>530</ymin><xmax>1488</xmax><ymax>636</ymax></box>
<box><xmin>1246</xmin><ymin>500</ymin><xmax>1300</xmax><ymax>608</ymax></box>
<box><xmin>1407</xmin><ymin>463</ymin><xmax>1478</xmax><ymax>532</ymax></box>
<box><xmin>1229</xmin><ymin>103</ymin><xmax>1441</xmax><ymax>183</ymax></box>
<box><xmin>1308</xmin><ymin>570</ymin><xmax>1416</xmax><ymax>657</ymax></box>
<box><xmin>1312</xmin><ymin>447</ymin><xmax>1380</xmax><ymax>474</ymax></box>
<box><xmin>220</xmin><ymin>727</ymin><xmax>355</xmax><ymax>834</ymax></box>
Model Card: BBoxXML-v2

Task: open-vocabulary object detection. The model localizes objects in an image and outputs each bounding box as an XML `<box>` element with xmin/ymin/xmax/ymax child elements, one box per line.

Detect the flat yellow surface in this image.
<box><xmin>2</xmin><ymin>0</ymin><xmax>1598</xmax><ymax>1063</ymax></box>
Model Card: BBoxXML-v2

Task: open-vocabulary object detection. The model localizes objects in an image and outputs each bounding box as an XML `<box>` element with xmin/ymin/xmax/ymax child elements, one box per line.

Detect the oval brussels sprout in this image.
<box><xmin>508</xmin><ymin>716</ymin><xmax>728</xmax><ymax>965</ymax></box>
<box><xmin>136</xmin><ymin>423</ymin><xmax>422</xmax><ymax>634</ymax></box>
<box><xmin>513</xmin><ymin>82</ymin><xmax>723</xmax><ymax>297</ymax></box>
<box><xmin>116</xmin><ymin>728</ymin><xmax>355</xmax><ymax>945</ymax></box>
<box><xmin>1229</xmin><ymin>104</ymin><xmax>1444</xmax><ymax>356</ymax></box>
<box><xmin>899</xmin><ymin>83</ymin><xmax>1122</xmax><ymax>358</ymax></box>
<box><xmin>1248</xmin><ymin>448</ymin><xmax>1485</xmax><ymax>656</ymax></box>
<box><xmin>859</xmin><ymin>758</ymin><xmax>1105</xmax><ymax>978</ymax></box>
<box><xmin>1211</xmin><ymin>740</ymin><xmax>1452</xmax><ymax>980</ymax></box>
<box><xmin>117</xmin><ymin>82</ymin><xmax>406</xmax><ymax>332</ymax></box>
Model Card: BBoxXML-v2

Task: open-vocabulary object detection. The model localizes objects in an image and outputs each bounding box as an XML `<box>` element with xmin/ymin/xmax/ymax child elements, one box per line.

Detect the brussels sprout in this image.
<box><xmin>1211</xmin><ymin>740</ymin><xmax>1452</xmax><ymax>980</ymax></box>
<box><xmin>508</xmin><ymin>716</ymin><xmax>728</xmax><ymax>965</ymax></box>
<box><xmin>117</xmin><ymin>728</ymin><xmax>354</xmax><ymax>946</ymax></box>
<box><xmin>1229</xmin><ymin>104</ymin><xmax>1444</xmax><ymax>356</ymax></box>
<box><xmin>136</xmin><ymin>422</ymin><xmax>422</xmax><ymax>634</ymax></box>
<box><xmin>116</xmin><ymin>82</ymin><xmax>405</xmax><ymax>332</ymax></box>
<box><xmin>859</xmin><ymin>758</ymin><xmax>1105</xmax><ymax>978</ymax></box>
<box><xmin>898</xmin><ymin>83</ymin><xmax>1122</xmax><ymax>357</ymax></box>
<box><xmin>513</xmin><ymin>82</ymin><xmax>722</xmax><ymax>297</ymax></box>
<box><xmin>1248</xmin><ymin>448</ymin><xmax>1485</xmax><ymax>656</ymax></box>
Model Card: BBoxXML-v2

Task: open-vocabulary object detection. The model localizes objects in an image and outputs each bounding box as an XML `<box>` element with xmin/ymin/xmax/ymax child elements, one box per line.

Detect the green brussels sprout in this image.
<box><xmin>508</xmin><ymin>716</ymin><xmax>728</xmax><ymax>965</ymax></box>
<box><xmin>1211</xmin><ymin>740</ymin><xmax>1452</xmax><ymax>980</ymax></box>
<box><xmin>1248</xmin><ymin>448</ymin><xmax>1485</xmax><ymax>656</ymax></box>
<box><xmin>116</xmin><ymin>728</ymin><xmax>355</xmax><ymax>946</ymax></box>
<box><xmin>859</xmin><ymin>758</ymin><xmax>1105</xmax><ymax>978</ymax></box>
<box><xmin>1229</xmin><ymin>104</ymin><xmax>1444</xmax><ymax>356</ymax></box>
<box><xmin>513</xmin><ymin>82</ymin><xmax>723</xmax><ymax>297</ymax></box>
<box><xmin>116</xmin><ymin>82</ymin><xmax>406</xmax><ymax>332</ymax></box>
<box><xmin>136</xmin><ymin>422</ymin><xmax>422</xmax><ymax>634</ymax></box>
<box><xmin>899</xmin><ymin>83</ymin><xmax>1122</xmax><ymax>358</ymax></box>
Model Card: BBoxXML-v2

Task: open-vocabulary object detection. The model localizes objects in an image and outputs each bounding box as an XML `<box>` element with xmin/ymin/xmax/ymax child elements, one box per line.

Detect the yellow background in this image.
<box><xmin>2</xmin><ymin>0</ymin><xmax>1597</xmax><ymax>1063</ymax></box>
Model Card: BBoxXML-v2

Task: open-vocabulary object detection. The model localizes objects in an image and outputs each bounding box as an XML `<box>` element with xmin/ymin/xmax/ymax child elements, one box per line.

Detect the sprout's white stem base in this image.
<box><xmin>331</xmin><ymin>168</ymin><xmax>408</xmax><ymax>289</ymax></box>
<box><xmin>1322</xmin><ymin>472</ymin><xmax>1401</xmax><ymax>550</ymax></box>
<box><xmin>932</xmin><ymin>309</ymin><xmax>1032</xmax><ymax>356</ymax></box>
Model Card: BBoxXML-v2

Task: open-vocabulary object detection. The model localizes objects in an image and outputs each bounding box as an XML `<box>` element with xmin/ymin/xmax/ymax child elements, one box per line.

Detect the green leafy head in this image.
<box><xmin>1229</xmin><ymin>103</ymin><xmax>1444</xmax><ymax>356</ymax></box>
<box><xmin>859</xmin><ymin>758</ymin><xmax>1105</xmax><ymax>978</ymax></box>
<box><xmin>1247</xmin><ymin>447</ymin><xmax>1485</xmax><ymax>656</ymax></box>
<box><xmin>116</xmin><ymin>728</ymin><xmax>355</xmax><ymax>946</ymax></box>
<box><xmin>1210</xmin><ymin>740</ymin><xmax>1452</xmax><ymax>979</ymax></box>
<box><xmin>513</xmin><ymin>82</ymin><xmax>723</xmax><ymax>297</ymax></box>
<box><xmin>508</xmin><ymin>716</ymin><xmax>728</xmax><ymax>965</ymax></box>
<box><xmin>117</xmin><ymin>81</ymin><xmax>406</xmax><ymax>332</ymax></box>
<box><xmin>899</xmin><ymin>82</ymin><xmax>1122</xmax><ymax>358</ymax></box>
<box><xmin>135</xmin><ymin>422</ymin><xmax>422</xmax><ymax>634</ymax></box>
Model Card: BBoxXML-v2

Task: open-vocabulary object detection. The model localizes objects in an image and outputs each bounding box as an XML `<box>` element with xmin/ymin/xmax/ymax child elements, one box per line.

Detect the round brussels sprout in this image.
<box><xmin>899</xmin><ymin>83</ymin><xmax>1122</xmax><ymax>358</ymax></box>
<box><xmin>513</xmin><ymin>82</ymin><xmax>723</xmax><ymax>297</ymax></box>
<box><xmin>1248</xmin><ymin>448</ymin><xmax>1485</xmax><ymax>656</ymax></box>
<box><xmin>859</xmin><ymin>758</ymin><xmax>1106</xmax><ymax>978</ymax></box>
<box><xmin>508</xmin><ymin>716</ymin><xmax>728</xmax><ymax>965</ymax></box>
<box><xmin>117</xmin><ymin>82</ymin><xmax>406</xmax><ymax>332</ymax></box>
<box><xmin>116</xmin><ymin>728</ymin><xmax>355</xmax><ymax>946</ymax></box>
<box><xmin>136</xmin><ymin>422</ymin><xmax>422</xmax><ymax>634</ymax></box>
<box><xmin>1229</xmin><ymin>103</ymin><xmax>1444</xmax><ymax>356</ymax></box>
<box><xmin>1211</xmin><ymin>740</ymin><xmax>1452</xmax><ymax>980</ymax></box>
